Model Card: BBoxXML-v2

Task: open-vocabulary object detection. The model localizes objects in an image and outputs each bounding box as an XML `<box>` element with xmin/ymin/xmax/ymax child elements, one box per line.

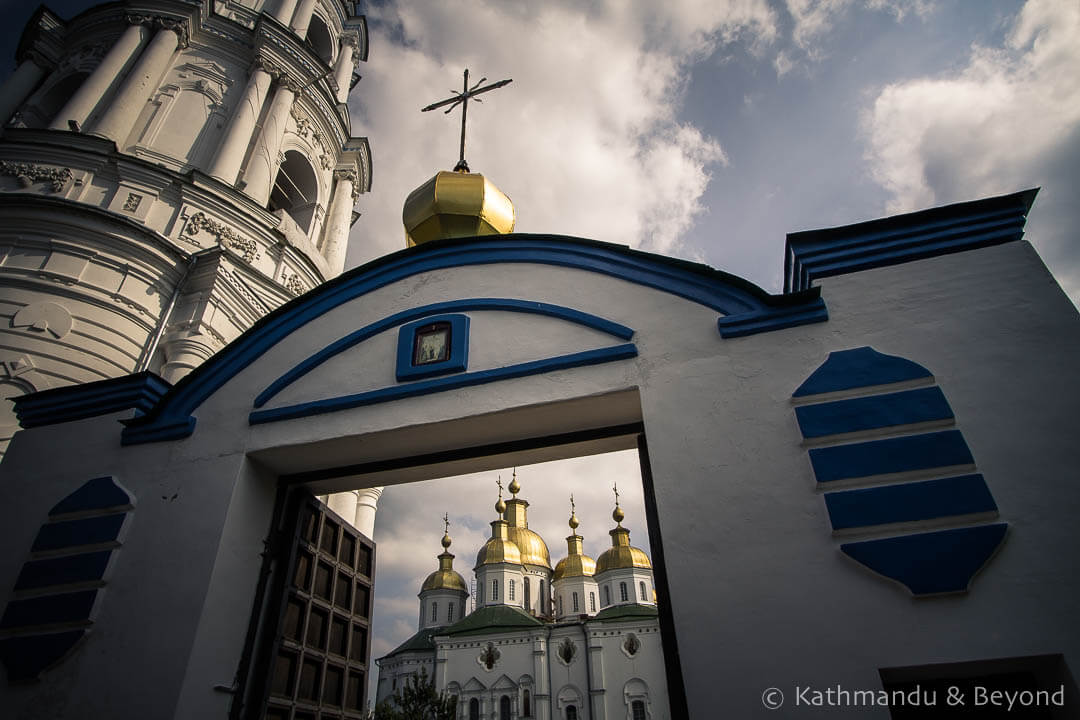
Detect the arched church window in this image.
<box><xmin>523</xmin><ymin>689</ymin><xmax>532</xmax><ymax>717</ymax></box>
<box><xmin>639</xmin><ymin>581</ymin><xmax>647</xmax><ymax>601</ymax></box>
<box><xmin>604</xmin><ymin>585</ymin><xmax>611</xmax><ymax>606</ymax></box>
<box><xmin>431</xmin><ymin>602</ymin><xmax>437</xmax><ymax>622</ymax></box>
<box><xmin>500</xmin><ymin>694</ymin><xmax>511</xmax><ymax>720</ymax></box>
<box><xmin>492</xmin><ymin>579</ymin><xmax>499</xmax><ymax>601</ymax></box>
<box><xmin>305</xmin><ymin>14</ymin><xmax>336</xmax><ymax>65</ymax></box>
<box><xmin>558</xmin><ymin>595</ymin><xmax>563</xmax><ymax>616</ymax></box>
<box><xmin>589</xmin><ymin>592</ymin><xmax>596</xmax><ymax>612</ymax></box>
<box><xmin>632</xmin><ymin>699</ymin><xmax>646</xmax><ymax>720</ymax></box>
<box><xmin>566</xmin><ymin>704</ymin><xmax>578</xmax><ymax>720</ymax></box>
<box><xmin>269</xmin><ymin>150</ymin><xmax>319</xmax><ymax>233</ymax></box>
<box><xmin>448</xmin><ymin>602</ymin><xmax>454</xmax><ymax>623</ymax></box>
<box><xmin>525</xmin><ymin>577</ymin><xmax>531</xmax><ymax>609</ymax></box>
<box><xmin>33</xmin><ymin>72</ymin><xmax>89</xmax><ymax>129</ymax></box>
<box><xmin>539</xmin><ymin>580</ymin><xmax>546</xmax><ymax>614</ymax></box>
<box><xmin>572</xmin><ymin>592</ymin><xmax>579</xmax><ymax>613</ymax></box>
<box><xmin>469</xmin><ymin>697</ymin><xmax>480</xmax><ymax>720</ymax></box>
<box><xmin>620</xmin><ymin>582</ymin><xmax>628</xmax><ymax>602</ymax></box>
<box><xmin>510</xmin><ymin>579</ymin><xmax>515</xmax><ymax>601</ymax></box>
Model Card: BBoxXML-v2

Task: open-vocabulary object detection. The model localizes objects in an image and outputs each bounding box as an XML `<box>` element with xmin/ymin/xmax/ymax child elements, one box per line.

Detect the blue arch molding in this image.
<box><xmin>784</xmin><ymin>188</ymin><xmax>1038</xmax><ymax>293</ymax></box>
<box><xmin>120</xmin><ymin>235</ymin><xmax>824</xmax><ymax>445</ymax></box>
<box><xmin>0</xmin><ymin>476</ymin><xmax>133</xmax><ymax>682</ymax></box>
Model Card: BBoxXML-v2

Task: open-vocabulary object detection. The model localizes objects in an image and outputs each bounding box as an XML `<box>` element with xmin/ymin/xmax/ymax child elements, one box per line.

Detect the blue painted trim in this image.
<box><xmin>122</xmin><ymin>236</ymin><xmax>821</xmax><ymax>445</ymax></box>
<box><xmin>396</xmin><ymin>314</ymin><xmax>470</xmax><ymax>381</ymax></box>
<box><xmin>0</xmin><ymin>590</ymin><xmax>97</xmax><ymax>629</ymax></box>
<box><xmin>785</xmin><ymin>189</ymin><xmax>1038</xmax><ymax>293</ymax></box>
<box><xmin>808</xmin><ymin>430</ymin><xmax>974</xmax><ymax>483</ymax></box>
<box><xmin>796</xmin><ymin>386</ymin><xmax>953</xmax><ymax>439</ymax></box>
<box><xmin>48</xmin><ymin>477</ymin><xmax>132</xmax><ymax>517</ymax></box>
<box><xmin>250</xmin><ymin>343</ymin><xmax>638</xmax><ymax>426</ymax></box>
<box><xmin>255</xmin><ymin>298</ymin><xmax>632</xmax><ymax>409</ymax></box>
<box><xmin>31</xmin><ymin>514</ymin><xmax>125</xmax><ymax>552</ymax></box>
<box><xmin>14</xmin><ymin>551</ymin><xmax>113</xmax><ymax>591</ymax></box>
<box><xmin>717</xmin><ymin>297</ymin><xmax>828</xmax><ymax>338</ymax></box>
<box><xmin>793</xmin><ymin>347</ymin><xmax>932</xmax><ymax>397</ymax></box>
<box><xmin>840</xmin><ymin>523</ymin><xmax>1007</xmax><ymax>595</ymax></box>
<box><xmin>824</xmin><ymin>474</ymin><xmax>997</xmax><ymax>530</ymax></box>
<box><xmin>14</xmin><ymin>371</ymin><xmax>170</xmax><ymax>430</ymax></box>
<box><xmin>0</xmin><ymin>630</ymin><xmax>86</xmax><ymax>682</ymax></box>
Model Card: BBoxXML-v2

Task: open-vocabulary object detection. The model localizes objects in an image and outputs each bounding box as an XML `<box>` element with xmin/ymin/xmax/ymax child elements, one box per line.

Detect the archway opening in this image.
<box><xmin>269</xmin><ymin>150</ymin><xmax>319</xmax><ymax>233</ymax></box>
<box><xmin>305</xmin><ymin>15</ymin><xmax>335</xmax><ymax>66</ymax></box>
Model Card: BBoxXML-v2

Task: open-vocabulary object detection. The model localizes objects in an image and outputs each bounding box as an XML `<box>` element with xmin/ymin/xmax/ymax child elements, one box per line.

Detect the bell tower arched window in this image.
<box><xmin>270</xmin><ymin>150</ymin><xmax>319</xmax><ymax>233</ymax></box>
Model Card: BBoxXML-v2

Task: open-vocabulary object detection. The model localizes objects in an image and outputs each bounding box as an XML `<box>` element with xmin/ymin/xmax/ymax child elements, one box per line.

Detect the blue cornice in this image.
<box><xmin>14</xmin><ymin>372</ymin><xmax>171</xmax><ymax>430</ymax></box>
<box><xmin>784</xmin><ymin>188</ymin><xmax>1038</xmax><ymax>293</ymax></box>
<box><xmin>121</xmin><ymin>235</ymin><xmax>820</xmax><ymax>445</ymax></box>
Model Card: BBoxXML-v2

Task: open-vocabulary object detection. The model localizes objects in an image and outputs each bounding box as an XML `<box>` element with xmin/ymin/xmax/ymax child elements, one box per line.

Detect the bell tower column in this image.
<box><xmin>332</xmin><ymin>41</ymin><xmax>356</xmax><ymax>103</ymax></box>
<box><xmin>322</xmin><ymin>169</ymin><xmax>356</xmax><ymax>274</ymax></box>
<box><xmin>290</xmin><ymin>0</ymin><xmax>319</xmax><ymax>37</ymax></box>
<box><xmin>0</xmin><ymin>55</ymin><xmax>48</xmax><ymax>126</ymax></box>
<box><xmin>272</xmin><ymin>0</ymin><xmax>300</xmax><ymax>25</ymax></box>
<box><xmin>240</xmin><ymin>78</ymin><xmax>296</xmax><ymax>205</ymax></box>
<box><xmin>85</xmin><ymin>20</ymin><xmax>184</xmax><ymax>145</ymax></box>
<box><xmin>353</xmin><ymin>487</ymin><xmax>382</xmax><ymax>538</ymax></box>
<box><xmin>207</xmin><ymin>63</ymin><xmax>273</xmax><ymax>185</ymax></box>
<box><xmin>48</xmin><ymin>22</ymin><xmax>148</xmax><ymax>131</ymax></box>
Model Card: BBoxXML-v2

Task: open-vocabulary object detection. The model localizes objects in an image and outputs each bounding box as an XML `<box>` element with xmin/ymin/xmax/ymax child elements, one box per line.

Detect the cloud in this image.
<box><xmin>861</xmin><ymin>0</ymin><xmax>1080</xmax><ymax>300</ymax></box>
<box><xmin>347</xmin><ymin>0</ymin><xmax>777</xmax><ymax>267</ymax></box>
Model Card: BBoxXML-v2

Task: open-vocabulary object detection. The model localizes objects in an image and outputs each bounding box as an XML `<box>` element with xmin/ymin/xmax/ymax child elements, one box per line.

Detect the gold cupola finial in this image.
<box><xmin>403</xmin><ymin>69</ymin><xmax>516</xmax><ymax>247</ymax></box>
<box><xmin>569</xmin><ymin>494</ymin><xmax>580</xmax><ymax>530</ymax></box>
<box><xmin>442</xmin><ymin>512</ymin><xmax>452</xmax><ymax>550</ymax></box>
<box><xmin>508</xmin><ymin>468</ymin><xmax>521</xmax><ymax>497</ymax></box>
<box><xmin>612</xmin><ymin>482</ymin><xmax>625</xmax><ymax>526</ymax></box>
<box><xmin>495</xmin><ymin>477</ymin><xmax>507</xmax><ymax>516</ymax></box>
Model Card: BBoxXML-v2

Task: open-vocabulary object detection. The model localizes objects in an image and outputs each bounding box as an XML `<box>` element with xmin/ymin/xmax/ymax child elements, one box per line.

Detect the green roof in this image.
<box><xmin>442</xmin><ymin>605</ymin><xmax>544</xmax><ymax>637</ymax></box>
<box><xmin>380</xmin><ymin>626</ymin><xmax>442</xmax><ymax>659</ymax></box>
<box><xmin>592</xmin><ymin>604</ymin><xmax>659</xmax><ymax>622</ymax></box>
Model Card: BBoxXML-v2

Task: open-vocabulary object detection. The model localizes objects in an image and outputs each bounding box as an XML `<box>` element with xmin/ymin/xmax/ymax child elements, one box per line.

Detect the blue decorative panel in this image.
<box><xmin>395</xmin><ymin>313</ymin><xmax>470</xmax><ymax>381</ymax></box>
<box><xmin>0</xmin><ymin>477</ymin><xmax>132</xmax><ymax>682</ymax></box>
<box><xmin>824</xmin><ymin>475</ymin><xmax>997</xmax><ymax>531</ymax></box>
<box><xmin>792</xmin><ymin>347</ymin><xmax>931</xmax><ymax>397</ymax></box>
<box><xmin>808</xmin><ymin>430</ymin><xmax>974</xmax><ymax>483</ymax></box>
<box><xmin>840</xmin><ymin>524</ymin><xmax>1008</xmax><ymax>595</ymax></box>
<box><xmin>793</xmin><ymin>348</ymin><xmax>1006</xmax><ymax>595</ymax></box>
<box><xmin>796</xmin><ymin>387</ymin><xmax>953</xmax><ymax>438</ymax></box>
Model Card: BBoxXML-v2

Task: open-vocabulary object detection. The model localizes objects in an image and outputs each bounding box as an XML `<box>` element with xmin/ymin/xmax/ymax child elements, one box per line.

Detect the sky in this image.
<box><xmin>3</xmin><ymin>0</ymin><xmax>1080</xmax><ymax>705</ymax></box>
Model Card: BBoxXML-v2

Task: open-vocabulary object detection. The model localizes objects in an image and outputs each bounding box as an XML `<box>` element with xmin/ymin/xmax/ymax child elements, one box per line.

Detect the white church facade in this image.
<box><xmin>376</xmin><ymin>476</ymin><xmax>668</xmax><ymax>719</ymax></box>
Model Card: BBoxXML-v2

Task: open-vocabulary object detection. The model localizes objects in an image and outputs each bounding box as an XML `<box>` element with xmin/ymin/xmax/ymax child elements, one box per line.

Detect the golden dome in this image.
<box><xmin>505</xmin><ymin>525</ymin><xmax>550</xmax><ymax>568</ymax></box>
<box><xmin>553</xmin><ymin>528</ymin><xmax>596</xmax><ymax>581</ymax></box>
<box><xmin>403</xmin><ymin>170</ymin><xmax>515</xmax><ymax>247</ymax></box>
<box><xmin>475</xmin><ymin>532</ymin><xmax>522</xmax><ymax>566</ymax></box>
<box><xmin>595</xmin><ymin>526</ymin><xmax>652</xmax><ymax>573</ymax></box>
<box><xmin>422</xmin><ymin>557</ymin><xmax>468</xmax><ymax>592</ymax></box>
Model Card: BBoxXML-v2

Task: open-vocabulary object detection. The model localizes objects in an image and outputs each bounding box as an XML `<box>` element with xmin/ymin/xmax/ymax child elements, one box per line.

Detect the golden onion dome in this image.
<box><xmin>505</xmin><ymin>525</ymin><xmax>551</xmax><ymax>568</ymax></box>
<box><xmin>595</xmin><ymin>526</ymin><xmax>652</xmax><ymax>574</ymax></box>
<box><xmin>403</xmin><ymin>169</ymin><xmax>515</xmax><ymax>247</ymax></box>
<box><xmin>422</xmin><ymin>521</ymin><xmax>467</xmax><ymax>592</ymax></box>
<box><xmin>475</xmin><ymin>532</ymin><xmax>522</xmax><ymax>566</ymax></box>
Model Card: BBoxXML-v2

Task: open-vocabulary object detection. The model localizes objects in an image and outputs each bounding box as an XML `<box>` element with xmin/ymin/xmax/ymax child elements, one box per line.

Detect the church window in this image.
<box><xmin>270</xmin><ymin>150</ymin><xmax>320</xmax><ymax>234</ymax></box>
<box><xmin>558</xmin><ymin>595</ymin><xmax>564</xmax><ymax>615</ymax></box>
<box><xmin>500</xmin><ymin>694</ymin><xmax>511</xmax><ymax>720</ymax></box>
<box><xmin>448</xmin><ymin>602</ymin><xmax>454</xmax><ymax>623</ymax></box>
<box><xmin>567</xmin><ymin>704</ymin><xmax>578</xmax><ymax>720</ymax></box>
<box><xmin>510</xmin><ymin>579</ymin><xmax>515</xmax><ymax>601</ymax></box>
<box><xmin>639</xmin><ymin>581</ymin><xmax>647</xmax><ymax>601</ymax></box>
<box><xmin>540</xmin><ymin>580</ymin><xmax>546</xmax><ymax>614</ymax></box>
<box><xmin>469</xmin><ymin>698</ymin><xmax>480</xmax><ymax>720</ymax></box>
<box><xmin>620</xmin><ymin>582</ymin><xmax>628</xmax><ymax>602</ymax></box>
<box><xmin>525</xmin><ymin>577</ymin><xmax>531</xmax><ymax>609</ymax></box>
<box><xmin>589</xmin><ymin>592</ymin><xmax>596</xmax><ymax>612</ymax></box>
<box><xmin>632</xmin><ymin>700</ymin><xmax>646</xmax><ymax>720</ymax></box>
<box><xmin>523</xmin><ymin>689</ymin><xmax>532</xmax><ymax>716</ymax></box>
<box><xmin>604</xmin><ymin>585</ymin><xmax>611</xmax><ymax>606</ymax></box>
<box><xmin>492</xmin><ymin>579</ymin><xmax>499</xmax><ymax>601</ymax></box>
<box><xmin>572</xmin><ymin>592</ymin><xmax>579</xmax><ymax>612</ymax></box>
<box><xmin>431</xmin><ymin>602</ymin><xmax>437</xmax><ymax>622</ymax></box>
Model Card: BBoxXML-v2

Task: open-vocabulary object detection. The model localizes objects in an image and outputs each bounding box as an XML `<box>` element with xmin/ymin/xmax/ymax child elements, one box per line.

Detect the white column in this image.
<box><xmin>332</xmin><ymin>44</ymin><xmax>355</xmax><ymax>103</ymax></box>
<box><xmin>86</xmin><ymin>26</ymin><xmax>180</xmax><ymax>145</ymax></box>
<box><xmin>240</xmin><ymin>80</ymin><xmax>295</xmax><ymax>205</ymax></box>
<box><xmin>0</xmin><ymin>57</ymin><xmax>48</xmax><ymax>127</ymax></box>
<box><xmin>326</xmin><ymin>491</ymin><xmax>358</xmax><ymax>525</ymax></box>
<box><xmin>49</xmin><ymin>23</ymin><xmax>148</xmax><ymax>132</ymax></box>
<box><xmin>353</xmin><ymin>487</ymin><xmax>382</xmax><ymax>538</ymax></box>
<box><xmin>321</xmin><ymin>170</ymin><xmax>356</xmax><ymax>276</ymax></box>
<box><xmin>290</xmin><ymin>0</ymin><xmax>319</xmax><ymax>36</ymax></box>
<box><xmin>271</xmin><ymin>0</ymin><xmax>299</xmax><ymax>24</ymax></box>
<box><xmin>207</xmin><ymin>66</ymin><xmax>272</xmax><ymax>184</ymax></box>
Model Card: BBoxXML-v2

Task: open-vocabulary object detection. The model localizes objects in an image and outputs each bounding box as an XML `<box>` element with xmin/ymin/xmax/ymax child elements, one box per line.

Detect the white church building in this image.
<box><xmin>0</xmin><ymin>2</ymin><xmax>1079</xmax><ymax>720</ymax></box>
<box><xmin>376</xmin><ymin>474</ymin><xmax>668</xmax><ymax>720</ymax></box>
